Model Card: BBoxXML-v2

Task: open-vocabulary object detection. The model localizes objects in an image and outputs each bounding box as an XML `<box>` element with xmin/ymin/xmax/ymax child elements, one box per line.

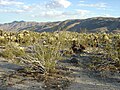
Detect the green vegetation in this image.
<box><xmin>0</xmin><ymin>30</ymin><xmax>120</xmax><ymax>76</ymax></box>
<box><xmin>0</xmin><ymin>42</ymin><xmax>25</xmax><ymax>59</ymax></box>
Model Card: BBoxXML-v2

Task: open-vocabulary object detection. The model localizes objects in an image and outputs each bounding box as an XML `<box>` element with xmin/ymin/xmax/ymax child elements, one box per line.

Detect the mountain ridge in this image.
<box><xmin>0</xmin><ymin>17</ymin><xmax>120</xmax><ymax>33</ymax></box>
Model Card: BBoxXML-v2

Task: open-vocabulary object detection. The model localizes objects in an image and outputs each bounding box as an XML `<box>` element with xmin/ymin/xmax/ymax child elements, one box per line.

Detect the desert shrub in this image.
<box><xmin>0</xmin><ymin>42</ymin><xmax>26</xmax><ymax>59</ymax></box>
<box><xmin>33</xmin><ymin>41</ymin><xmax>63</xmax><ymax>72</ymax></box>
<box><xmin>0</xmin><ymin>49</ymin><xmax>14</xmax><ymax>59</ymax></box>
<box><xmin>18</xmin><ymin>39</ymin><xmax>63</xmax><ymax>74</ymax></box>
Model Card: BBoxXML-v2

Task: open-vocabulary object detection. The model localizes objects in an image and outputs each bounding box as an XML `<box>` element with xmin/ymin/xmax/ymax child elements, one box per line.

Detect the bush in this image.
<box><xmin>0</xmin><ymin>43</ymin><xmax>26</xmax><ymax>59</ymax></box>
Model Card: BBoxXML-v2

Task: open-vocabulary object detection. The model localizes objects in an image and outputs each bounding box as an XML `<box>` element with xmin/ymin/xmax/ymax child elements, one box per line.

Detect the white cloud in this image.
<box><xmin>57</xmin><ymin>0</ymin><xmax>71</xmax><ymax>8</ymax></box>
<box><xmin>32</xmin><ymin>11</ymin><xmax>63</xmax><ymax>18</ymax></box>
<box><xmin>76</xmin><ymin>10</ymin><xmax>90</xmax><ymax>16</ymax></box>
<box><xmin>79</xmin><ymin>2</ymin><xmax>107</xmax><ymax>9</ymax></box>
<box><xmin>0</xmin><ymin>9</ymin><xmax>25</xmax><ymax>13</ymax></box>
<box><xmin>79</xmin><ymin>0</ymin><xmax>85</xmax><ymax>3</ymax></box>
<box><xmin>0</xmin><ymin>0</ymin><xmax>24</xmax><ymax>6</ymax></box>
<box><xmin>31</xmin><ymin>0</ymin><xmax>72</xmax><ymax>18</ymax></box>
<box><xmin>0</xmin><ymin>0</ymin><xmax>71</xmax><ymax>14</ymax></box>
<box><xmin>0</xmin><ymin>0</ymin><xmax>91</xmax><ymax>20</ymax></box>
<box><xmin>46</xmin><ymin>0</ymin><xmax>71</xmax><ymax>9</ymax></box>
<box><xmin>61</xmin><ymin>10</ymin><xmax>90</xmax><ymax>16</ymax></box>
<box><xmin>0</xmin><ymin>0</ymin><xmax>35</xmax><ymax>13</ymax></box>
<box><xmin>20</xmin><ymin>5</ymin><xmax>34</xmax><ymax>12</ymax></box>
<box><xmin>21</xmin><ymin>5</ymin><xmax>31</xmax><ymax>10</ymax></box>
<box><xmin>102</xmin><ymin>14</ymin><xmax>113</xmax><ymax>17</ymax></box>
<box><xmin>32</xmin><ymin>9</ymin><xmax>90</xmax><ymax>20</ymax></box>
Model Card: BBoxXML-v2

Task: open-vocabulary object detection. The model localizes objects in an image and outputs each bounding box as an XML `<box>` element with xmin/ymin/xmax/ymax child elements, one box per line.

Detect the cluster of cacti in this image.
<box><xmin>0</xmin><ymin>30</ymin><xmax>120</xmax><ymax>74</ymax></box>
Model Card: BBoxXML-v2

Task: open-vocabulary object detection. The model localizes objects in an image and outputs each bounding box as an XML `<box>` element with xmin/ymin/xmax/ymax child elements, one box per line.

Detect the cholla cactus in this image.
<box><xmin>0</xmin><ymin>36</ymin><xmax>5</xmax><ymax>42</ymax></box>
<box><xmin>0</xmin><ymin>29</ymin><xmax>3</xmax><ymax>36</ymax></box>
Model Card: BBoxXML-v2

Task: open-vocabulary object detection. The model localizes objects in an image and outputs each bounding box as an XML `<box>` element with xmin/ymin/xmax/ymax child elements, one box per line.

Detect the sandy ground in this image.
<box><xmin>0</xmin><ymin>48</ymin><xmax>120</xmax><ymax>90</ymax></box>
<box><xmin>65</xmin><ymin>65</ymin><xmax>120</xmax><ymax>90</ymax></box>
<box><xmin>62</xmin><ymin>54</ymin><xmax>120</xmax><ymax>90</ymax></box>
<box><xmin>0</xmin><ymin>57</ymin><xmax>45</xmax><ymax>90</ymax></box>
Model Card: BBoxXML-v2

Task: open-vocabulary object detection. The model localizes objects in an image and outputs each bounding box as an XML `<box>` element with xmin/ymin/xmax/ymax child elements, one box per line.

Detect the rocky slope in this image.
<box><xmin>0</xmin><ymin>17</ymin><xmax>120</xmax><ymax>33</ymax></box>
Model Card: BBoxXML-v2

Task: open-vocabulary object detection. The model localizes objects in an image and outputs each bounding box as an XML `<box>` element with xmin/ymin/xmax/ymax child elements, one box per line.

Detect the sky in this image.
<box><xmin>0</xmin><ymin>0</ymin><xmax>119</xmax><ymax>23</ymax></box>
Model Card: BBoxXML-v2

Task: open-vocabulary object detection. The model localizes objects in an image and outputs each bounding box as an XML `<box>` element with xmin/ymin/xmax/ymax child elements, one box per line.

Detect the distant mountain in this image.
<box><xmin>0</xmin><ymin>17</ymin><xmax>120</xmax><ymax>33</ymax></box>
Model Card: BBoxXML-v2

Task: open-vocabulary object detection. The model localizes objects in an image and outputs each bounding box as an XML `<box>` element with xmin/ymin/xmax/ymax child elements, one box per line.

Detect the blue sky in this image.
<box><xmin>0</xmin><ymin>0</ymin><xmax>119</xmax><ymax>23</ymax></box>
